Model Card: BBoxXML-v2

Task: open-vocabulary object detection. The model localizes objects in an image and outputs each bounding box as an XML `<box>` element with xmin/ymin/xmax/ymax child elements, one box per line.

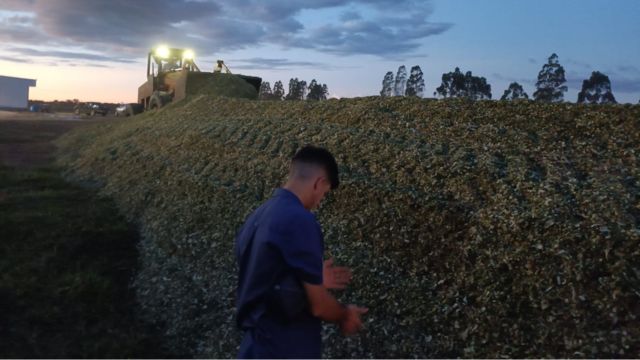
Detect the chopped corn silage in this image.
<box><xmin>56</xmin><ymin>96</ymin><xmax>640</xmax><ymax>358</ymax></box>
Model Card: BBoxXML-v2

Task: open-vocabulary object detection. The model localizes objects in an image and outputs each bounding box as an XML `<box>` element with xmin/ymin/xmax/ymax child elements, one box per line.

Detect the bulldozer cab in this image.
<box><xmin>147</xmin><ymin>47</ymin><xmax>199</xmax><ymax>80</ymax></box>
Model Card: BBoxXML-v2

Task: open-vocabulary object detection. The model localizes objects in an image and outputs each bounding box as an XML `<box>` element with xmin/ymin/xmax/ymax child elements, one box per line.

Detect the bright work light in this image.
<box><xmin>183</xmin><ymin>49</ymin><xmax>195</xmax><ymax>60</ymax></box>
<box><xmin>155</xmin><ymin>45</ymin><xmax>170</xmax><ymax>58</ymax></box>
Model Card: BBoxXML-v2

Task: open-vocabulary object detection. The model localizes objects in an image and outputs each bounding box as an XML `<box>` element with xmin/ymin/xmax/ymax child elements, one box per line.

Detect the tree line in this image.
<box><xmin>381</xmin><ymin>53</ymin><xmax>622</xmax><ymax>104</ymax></box>
<box><xmin>259</xmin><ymin>79</ymin><xmax>329</xmax><ymax>101</ymax></box>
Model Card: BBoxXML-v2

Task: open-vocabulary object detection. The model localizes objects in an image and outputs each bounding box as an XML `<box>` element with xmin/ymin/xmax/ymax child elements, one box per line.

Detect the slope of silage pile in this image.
<box><xmin>56</xmin><ymin>96</ymin><xmax>640</xmax><ymax>358</ymax></box>
<box><xmin>185</xmin><ymin>73</ymin><xmax>258</xmax><ymax>99</ymax></box>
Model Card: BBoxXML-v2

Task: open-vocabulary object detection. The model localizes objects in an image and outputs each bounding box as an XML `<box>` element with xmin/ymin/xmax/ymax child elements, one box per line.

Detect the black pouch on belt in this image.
<box><xmin>264</xmin><ymin>272</ymin><xmax>309</xmax><ymax>322</ymax></box>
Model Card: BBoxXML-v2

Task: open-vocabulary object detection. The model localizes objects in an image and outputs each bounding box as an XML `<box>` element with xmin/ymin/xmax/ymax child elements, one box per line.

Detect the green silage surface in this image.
<box><xmin>185</xmin><ymin>72</ymin><xmax>259</xmax><ymax>99</ymax></box>
<box><xmin>56</xmin><ymin>96</ymin><xmax>640</xmax><ymax>358</ymax></box>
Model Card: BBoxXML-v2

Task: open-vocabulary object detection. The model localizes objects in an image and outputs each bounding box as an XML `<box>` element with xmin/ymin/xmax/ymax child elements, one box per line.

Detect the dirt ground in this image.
<box><xmin>0</xmin><ymin>110</ymin><xmax>82</xmax><ymax>121</ymax></box>
<box><xmin>0</xmin><ymin>111</ymin><xmax>172</xmax><ymax>358</ymax></box>
<box><xmin>0</xmin><ymin>111</ymin><xmax>105</xmax><ymax>168</ymax></box>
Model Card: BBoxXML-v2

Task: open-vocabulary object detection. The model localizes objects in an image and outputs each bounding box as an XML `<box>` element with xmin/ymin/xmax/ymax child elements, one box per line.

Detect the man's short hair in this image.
<box><xmin>291</xmin><ymin>145</ymin><xmax>339</xmax><ymax>190</ymax></box>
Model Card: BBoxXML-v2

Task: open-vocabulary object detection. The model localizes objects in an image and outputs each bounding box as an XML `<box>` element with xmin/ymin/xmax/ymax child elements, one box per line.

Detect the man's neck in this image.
<box><xmin>283</xmin><ymin>182</ymin><xmax>310</xmax><ymax>210</ymax></box>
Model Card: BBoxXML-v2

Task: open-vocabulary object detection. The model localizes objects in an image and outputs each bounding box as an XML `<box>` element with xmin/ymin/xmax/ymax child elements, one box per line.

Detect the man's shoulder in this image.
<box><xmin>274</xmin><ymin>202</ymin><xmax>316</xmax><ymax>225</ymax></box>
<box><xmin>256</xmin><ymin>200</ymin><xmax>315</xmax><ymax>239</ymax></box>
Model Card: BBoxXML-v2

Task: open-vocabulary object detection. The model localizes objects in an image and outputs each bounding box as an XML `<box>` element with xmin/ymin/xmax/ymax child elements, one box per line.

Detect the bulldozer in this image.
<box><xmin>124</xmin><ymin>46</ymin><xmax>261</xmax><ymax>116</ymax></box>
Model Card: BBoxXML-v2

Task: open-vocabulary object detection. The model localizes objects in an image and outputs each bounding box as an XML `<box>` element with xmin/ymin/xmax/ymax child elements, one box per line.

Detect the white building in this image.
<box><xmin>0</xmin><ymin>75</ymin><xmax>37</xmax><ymax>109</ymax></box>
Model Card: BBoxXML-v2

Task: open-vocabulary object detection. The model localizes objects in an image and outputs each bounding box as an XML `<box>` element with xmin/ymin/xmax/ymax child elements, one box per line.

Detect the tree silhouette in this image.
<box><xmin>435</xmin><ymin>67</ymin><xmax>491</xmax><ymax>100</ymax></box>
<box><xmin>259</xmin><ymin>81</ymin><xmax>273</xmax><ymax>100</ymax></box>
<box><xmin>394</xmin><ymin>66</ymin><xmax>407</xmax><ymax>96</ymax></box>
<box><xmin>308</xmin><ymin>79</ymin><xmax>319</xmax><ymax>100</ymax></box>
<box><xmin>307</xmin><ymin>79</ymin><xmax>329</xmax><ymax>100</ymax></box>
<box><xmin>380</xmin><ymin>71</ymin><xmax>394</xmax><ymax>97</ymax></box>
<box><xmin>577</xmin><ymin>71</ymin><xmax>617</xmax><ymax>104</ymax></box>
<box><xmin>285</xmin><ymin>78</ymin><xmax>298</xmax><ymax>100</ymax></box>
<box><xmin>272</xmin><ymin>81</ymin><xmax>285</xmax><ymax>100</ymax></box>
<box><xmin>285</xmin><ymin>78</ymin><xmax>305</xmax><ymax>100</ymax></box>
<box><xmin>405</xmin><ymin>66</ymin><xmax>425</xmax><ymax>97</ymax></box>
<box><xmin>501</xmin><ymin>82</ymin><xmax>529</xmax><ymax>100</ymax></box>
<box><xmin>533</xmin><ymin>53</ymin><xmax>567</xmax><ymax>102</ymax></box>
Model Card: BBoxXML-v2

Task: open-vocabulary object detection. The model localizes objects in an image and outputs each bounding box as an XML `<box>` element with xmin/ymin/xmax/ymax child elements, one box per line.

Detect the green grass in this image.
<box><xmin>0</xmin><ymin>165</ymin><xmax>172</xmax><ymax>358</ymax></box>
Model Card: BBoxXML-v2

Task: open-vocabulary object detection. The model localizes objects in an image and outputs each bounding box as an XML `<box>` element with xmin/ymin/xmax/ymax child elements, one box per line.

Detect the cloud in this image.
<box><xmin>0</xmin><ymin>1</ymin><xmax>36</xmax><ymax>11</ymax></box>
<box><xmin>6</xmin><ymin>46</ymin><xmax>137</xmax><ymax>63</ymax></box>
<box><xmin>84</xmin><ymin>63</ymin><xmax>111</xmax><ymax>68</ymax></box>
<box><xmin>226</xmin><ymin>0</ymin><xmax>400</xmax><ymax>22</ymax></box>
<box><xmin>283</xmin><ymin>12</ymin><xmax>452</xmax><ymax>56</ymax></box>
<box><xmin>610</xmin><ymin>77</ymin><xmax>640</xmax><ymax>93</ymax></box>
<box><xmin>217</xmin><ymin>0</ymin><xmax>451</xmax><ymax>57</ymax></box>
<box><xmin>491</xmin><ymin>73</ymin><xmax>535</xmax><ymax>86</ymax></box>
<box><xmin>0</xmin><ymin>0</ymin><xmax>450</xmax><ymax>64</ymax></box>
<box><xmin>0</xmin><ymin>14</ymin><xmax>45</xmax><ymax>43</ymax></box>
<box><xmin>228</xmin><ymin>57</ymin><xmax>329</xmax><ymax>70</ymax></box>
<box><xmin>0</xmin><ymin>55</ymin><xmax>34</xmax><ymax>63</ymax></box>
<box><xmin>31</xmin><ymin>1</ymin><xmax>219</xmax><ymax>48</ymax></box>
<box><xmin>189</xmin><ymin>17</ymin><xmax>267</xmax><ymax>51</ymax></box>
<box><xmin>0</xmin><ymin>0</ymin><xmax>221</xmax><ymax>55</ymax></box>
<box><xmin>340</xmin><ymin>10</ymin><xmax>362</xmax><ymax>21</ymax></box>
<box><xmin>565</xmin><ymin>58</ymin><xmax>592</xmax><ymax>69</ymax></box>
<box><xmin>617</xmin><ymin>65</ymin><xmax>640</xmax><ymax>75</ymax></box>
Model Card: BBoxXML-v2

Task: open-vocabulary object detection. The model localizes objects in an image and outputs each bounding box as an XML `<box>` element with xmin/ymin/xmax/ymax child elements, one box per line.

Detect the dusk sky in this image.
<box><xmin>1</xmin><ymin>0</ymin><xmax>638</xmax><ymax>103</ymax></box>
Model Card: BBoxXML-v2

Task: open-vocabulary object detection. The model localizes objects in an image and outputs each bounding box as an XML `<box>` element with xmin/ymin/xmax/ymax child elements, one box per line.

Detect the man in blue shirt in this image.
<box><xmin>235</xmin><ymin>145</ymin><xmax>368</xmax><ymax>358</ymax></box>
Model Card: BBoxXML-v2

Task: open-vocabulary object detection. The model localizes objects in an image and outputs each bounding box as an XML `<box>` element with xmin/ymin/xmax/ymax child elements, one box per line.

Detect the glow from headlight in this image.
<box><xmin>183</xmin><ymin>49</ymin><xmax>195</xmax><ymax>60</ymax></box>
<box><xmin>155</xmin><ymin>45</ymin><xmax>170</xmax><ymax>58</ymax></box>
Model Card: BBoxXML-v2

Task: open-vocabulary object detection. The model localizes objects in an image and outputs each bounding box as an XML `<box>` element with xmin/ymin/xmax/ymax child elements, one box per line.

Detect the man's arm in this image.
<box><xmin>303</xmin><ymin>282</ymin><xmax>347</xmax><ymax>322</ymax></box>
<box><xmin>303</xmin><ymin>282</ymin><xmax>368</xmax><ymax>335</ymax></box>
<box><xmin>323</xmin><ymin>258</ymin><xmax>352</xmax><ymax>290</ymax></box>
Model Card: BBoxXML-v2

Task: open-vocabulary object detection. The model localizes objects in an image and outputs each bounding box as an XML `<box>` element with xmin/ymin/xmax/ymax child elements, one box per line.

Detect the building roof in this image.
<box><xmin>0</xmin><ymin>75</ymin><xmax>37</xmax><ymax>86</ymax></box>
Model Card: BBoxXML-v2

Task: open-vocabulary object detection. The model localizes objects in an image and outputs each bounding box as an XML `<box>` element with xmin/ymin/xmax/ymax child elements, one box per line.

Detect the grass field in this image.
<box><xmin>0</xmin><ymin>118</ymin><xmax>172</xmax><ymax>358</ymax></box>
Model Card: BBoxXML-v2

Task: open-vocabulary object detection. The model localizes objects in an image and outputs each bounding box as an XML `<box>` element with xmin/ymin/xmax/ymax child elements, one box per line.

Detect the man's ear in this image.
<box><xmin>313</xmin><ymin>176</ymin><xmax>323</xmax><ymax>191</ymax></box>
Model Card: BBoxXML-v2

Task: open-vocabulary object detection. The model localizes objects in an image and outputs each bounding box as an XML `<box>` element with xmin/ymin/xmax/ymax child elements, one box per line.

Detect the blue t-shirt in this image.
<box><xmin>235</xmin><ymin>188</ymin><xmax>324</xmax><ymax>358</ymax></box>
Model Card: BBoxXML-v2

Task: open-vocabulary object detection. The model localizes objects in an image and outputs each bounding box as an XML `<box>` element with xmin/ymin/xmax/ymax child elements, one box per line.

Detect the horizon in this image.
<box><xmin>1</xmin><ymin>0</ymin><xmax>638</xmax><ymax>104</ymax></box>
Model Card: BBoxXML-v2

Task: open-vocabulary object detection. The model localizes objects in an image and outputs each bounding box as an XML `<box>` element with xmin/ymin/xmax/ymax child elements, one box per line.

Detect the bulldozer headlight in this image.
<box><xmin>155</xmin><ymin>45</ymin><xmax>170</xmax><ymax>58</ymax></box>
<box><xmin>183</xmin><ymin>50</ymin><xmax>195</xmax><ymax>60</ymax></box>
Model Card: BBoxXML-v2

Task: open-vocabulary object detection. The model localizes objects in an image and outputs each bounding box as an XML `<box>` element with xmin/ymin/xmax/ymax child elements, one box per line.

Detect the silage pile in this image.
<box><xmin>56</xmin><ymin>96</ymin><xmax>640</xmax><ymax>358</ymax></box>
<box><xmin>185</xmin><ymin>73</ymin><xmax>258</xmax><ymax>99</ymax></box>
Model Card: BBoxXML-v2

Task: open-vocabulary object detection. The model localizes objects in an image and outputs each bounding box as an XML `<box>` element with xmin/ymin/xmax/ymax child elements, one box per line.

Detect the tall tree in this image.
<box><xmin>380</xmin><ymin>71</ymin><xmax>394</xmax><ymax>97</ymax></box>
<box><xmin>259</xmin><ymin>81</ymin><xmax>273</xmax><ymax>100</ymax></box>
<box><xmin>435</xmin><ymin>67</ymin><xmax>465</xmax><ymax>98</ymax></box>
<box><xmin>285</xmin><ymin>78</ymin><xmax>297</xmax><ymax>100</ymax></box>
<box><xmin>286</xmin><ymin>78</ymin><xmax>301</xmax><ymax>100</ymax></box>
<box><xmin>307</xmin><ymin>79</ymin><xmax>319</xmax><ymax>99</ymax></box>
<box><xmin>435</xmin><ymin>67</ymin><xmax>491</xmax><ymax>100</ymax></box>
<box><xmin>307</xmin><ymin>79</ymin><xmax>329</xmax><ymax>100</ymax></box>
<box><xmin>273</xmin><ymin>80</ymin><xmax>285</xmax><ymax>100</ymax></box>
<box><xmin>533</xmin><ymin>53</ymin><xmax>567</xmax><ymax>102</ymax></box>
<box><xmin>394</xmin><ymin>65</ymin><xmax>408</xmax><ymax>96</ymax></box>
<box><xmin>405</xmin><ymin>66</ymin><xmax>425</xmax><ymax>97</ymax></box>
<box><xmin>285</xmin><ymin>78</ymin><xmax>308</xmax><ymax>100</ymax></box>
<box><xmin>501</xmin><ymin>82</ymin><xmax>529</xmax><ymax>100</ymax></box>
<box><xmin>577</xmin><ymin>71</ymin><xmax>617</xmax><ymax>104</ymax></box>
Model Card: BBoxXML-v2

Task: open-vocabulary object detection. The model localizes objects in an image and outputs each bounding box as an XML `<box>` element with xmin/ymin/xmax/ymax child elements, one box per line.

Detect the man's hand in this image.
<box><xmin>340</xmin><ymin>305</ymin><xmax>369</xmax><ymax>335</ymax></box>
<box><xmin>323</xmin><ymin>258</ymin><xmax>352</xmax><ymax>290</ymax></box>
